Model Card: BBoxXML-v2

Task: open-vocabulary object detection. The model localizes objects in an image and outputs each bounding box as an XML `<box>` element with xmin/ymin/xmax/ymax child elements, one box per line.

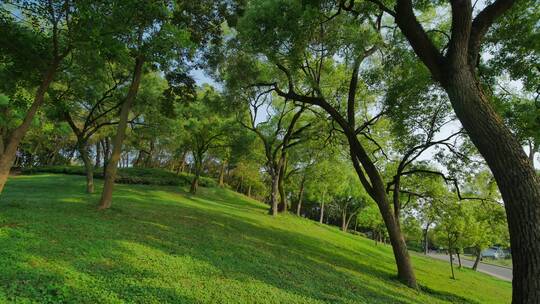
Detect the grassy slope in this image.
<box><xmin>0</xmin><ymin>174</ymin><xmax>510</xmax><ymax>304</ymax></box>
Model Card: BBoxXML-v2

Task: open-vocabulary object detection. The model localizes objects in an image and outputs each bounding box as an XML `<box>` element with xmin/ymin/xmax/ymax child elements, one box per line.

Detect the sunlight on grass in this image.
<box><xmin>0</xmin><ymin>174</ymin><xmax>511</xmax><ymax>303</ymax></box>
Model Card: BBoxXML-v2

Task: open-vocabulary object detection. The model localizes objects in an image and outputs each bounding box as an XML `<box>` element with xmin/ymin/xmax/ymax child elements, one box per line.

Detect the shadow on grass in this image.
<box><xmin>0</xmin><ymin>175</ymin><xmax>482</xmax><ymax>303</ymax></box>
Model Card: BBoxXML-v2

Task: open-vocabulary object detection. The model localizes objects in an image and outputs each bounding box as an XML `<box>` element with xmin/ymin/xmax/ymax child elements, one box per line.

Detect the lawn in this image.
<box><xmin>0</xmin><ymin>174</ymin><xmax>511</xmax><ymax>303</ymax></box>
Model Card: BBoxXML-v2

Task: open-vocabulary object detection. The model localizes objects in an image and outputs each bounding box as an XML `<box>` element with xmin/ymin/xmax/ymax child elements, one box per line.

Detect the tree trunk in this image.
<box><xmin>269</xmin><ymin>170</ymin><xmax>279</xmax><ymax>216</ymax></box>
<box><xmin>98</xmin><ymin>57</ymin><xmax>144</xmax><ymax>209</ymax></box>
<box><xmin>341</xmin><ymin>210</ymin><xmax>347</xmax><ymax>232</ymax></box>
<box><xmin>296</xmin><ymin>176</ymin><xmax>305</xmax><ymax>216</ymax></box>
<box><xmin>449</xmin><ymin>246</ymin><xmax>455</xmax><ymax>280</ymax></box>
<box><xmin>0</xmin><ymin>59</ymin><xmax>60</xmax><ymax>193</ymax></box>
<box><xmin>95</xmin><ymin>142</ymin><xmax>101</xmax><ymax>168</ymax></box>
<box><xmin>247</xmin><ymin>184</ymin><xmax>251</xmax><ymax>198</ymax></box>
<box><xmin>443</xmin><ymin>70</ymin><xmax>540</xmax><ymax>301</ymax></box>
<box><xmin>277</xmin><ymin>155</ymin><xmax>287</xmax><ymax>212</ymax></box>
<box><xmin>190</xmin><ymin>172</ymin><xmax>199</xmax><ymax>194</ymax></box>
<box><xmin>218</xmin><ymin>160</ymin><xmax>226</xmax><ymax>187</ymax></box>
<box><xmin>345</xmin><ymin>212</ymin><xmax>356</xmax><ymax>232</ymax></box>
<box><xmin>423</xmin><ymin>225</ymin><xmax>429</xmax><ymax>255</ymax></box>
<box><xmin>457</xmin><ymin>252</ymin><xmax>462</xmax><ymax>269</ymax></box>
<box><xmin>78</xmin><ymin>142</ymin><xmax>94</xmax><ymax>194</ymax></box>
<box><xmin>472</xmin><ymin>247</ymin><xmax>481</xmax><ymax>271</ymax></box>
<box><xmin>319</xmin><ymin>202</ymin><xmax>325</xmax><ymax>224</ymax></box>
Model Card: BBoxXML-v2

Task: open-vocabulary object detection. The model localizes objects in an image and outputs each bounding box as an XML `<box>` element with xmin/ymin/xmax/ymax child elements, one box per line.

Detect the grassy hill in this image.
<box><xmin>0</xmin><ymin>174</ymin><xmax>511</xmax><ymax>303</ymax></box>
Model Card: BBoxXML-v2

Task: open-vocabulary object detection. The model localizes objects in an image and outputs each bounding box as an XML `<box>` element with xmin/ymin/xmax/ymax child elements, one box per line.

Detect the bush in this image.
<box><xmin>21</xmin><ymin>166</ymin><xmax>217</xmax><ymax>188</ymax></box>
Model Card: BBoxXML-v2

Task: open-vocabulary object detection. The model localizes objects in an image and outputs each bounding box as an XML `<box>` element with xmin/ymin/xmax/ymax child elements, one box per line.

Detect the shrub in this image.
<box><xmin>21</xmin><ymin>166</ymin><xmax>217</xmax><ymax>188</ymax></box>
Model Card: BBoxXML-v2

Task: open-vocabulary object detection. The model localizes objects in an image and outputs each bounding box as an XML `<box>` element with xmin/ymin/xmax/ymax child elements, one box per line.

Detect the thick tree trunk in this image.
<box><xmin>98</xmin><ymin>57</ymin><xmax>144</xmax><ymax>210</ymax></box>
<box><xmin>443</xmin><ymin>70</ymin><xmax>540</xmax><ymax>301</ymax></box>
<box><xmin>0</xmin><ymin>59</ymin><xmax>59</xmax><ymax>193</ymax></box>
<box><xmin>472</xmin><ymin>247</ymin><xmax>481</xmax><ymax>271</ymax></box>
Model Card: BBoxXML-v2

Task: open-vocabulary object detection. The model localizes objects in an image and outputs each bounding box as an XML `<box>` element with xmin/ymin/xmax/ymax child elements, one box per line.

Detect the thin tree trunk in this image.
<box><xmin>472</xmin><ymin>247</ymin><xmax>482</xmax><ymax>271</ymax></box>
<box><xmin>95</xmin><ymin>142</ymin><xmax>101</xmax><ymax>168</ymax></box>
<box><xmin>218</xmin><ymin>160</ymin><xmax>226</xmax><ymax>187</ymax></box>
<box><xmin>457</xmin><ymin>252</ymin><xmax>462</xmax><ymax>269</ymax></box>
<box><xmin>342</xmin><ymin>209</ymin><xmax>347</xmax><ymax>231</ymax></box>
<box><xmin>296</xmin><ymin>176</ymin><xmax>305</xmax><ymax>216</ymax></box>
<box><xmin>0</xmin><ymin>59</ymin><xmax>60</xmax><ymax>193</ymax></box>
<box><xmin>269</xmin><ymin>170</ymin><xmax>279</xmax><ymax>216</ymax></box>
<box><xmin>277</xmin><ymin>155</ymin><xmax>287</xmax><ymax>212</ymax></box>
<box><xmin>319</xmin><ymin>201</ymin><xmax>325</xmax><ymax>224</ymax></box>
<box><xmin>423</xmin><ymin>225</ymin><xmax>429</xmax><ymax>255</ymax></box>
<box><xmin>190</xmin><ymin>171</ymin><xmax>200</xmax><ymax>194</ymax></box>
<box><xmin>449</xmin><ymin>246</ymin><xmax>455</xmax><ymax>280</ymax></box>
<box><xmin>98</xmin><ymin>57</ymin><xmax>144</xmax><ymax>209</ymax></box>
<box><xmin>78</xmin><ymin>142</ymin><xmax>94</xmax><ymax>194</ymax></box>
<box><xmin>247</xmin><ymin>184</ymin><xmax>251</xmax><ymax>197</ymax></box>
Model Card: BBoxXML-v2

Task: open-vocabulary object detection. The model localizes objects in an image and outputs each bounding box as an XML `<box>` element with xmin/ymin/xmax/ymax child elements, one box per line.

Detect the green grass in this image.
<box><xmin>0</xmin><ymin>174</ymin><xmax>511</xmax><ymax>303</ymax></box>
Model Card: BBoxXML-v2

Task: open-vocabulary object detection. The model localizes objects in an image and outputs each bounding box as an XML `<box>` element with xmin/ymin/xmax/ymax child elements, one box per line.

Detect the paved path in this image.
<box><xmin>427</xmin><ymin>253</ymin><xmax>512</xmax><ymax>281</ymax></box>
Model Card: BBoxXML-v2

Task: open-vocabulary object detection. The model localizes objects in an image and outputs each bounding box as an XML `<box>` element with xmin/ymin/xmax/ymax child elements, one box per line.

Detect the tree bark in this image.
<box><xmin>190</xmin><ymin>171</ymin><xmax>200</xmax><ymax>194</ymax></box>
<box><xmin>95</xmin><ymin>142</ymin><xmax>101</xmax><ymax>168</ymax></box>
<box><xmin>472</xmin><ymin>247</ymin><xmax>481</xmax><ymax>271</ymax></box>
<box><xmin>98</xmin><ymin>57</ymin><xmax>144</xmax><ymax>209</ymax></box>
<box><xmin>457</xmin><ymin>252</ymin><xmax>462</xmax><ymax>269</ymax></box>
<box><xmin>319</xmin><ymin>195</ymin><xmax>325</xmax><ymax>224</ymax></box>
<box><xmin>78</xmin><ymin>142</ymin><xmax>94</xmax><ymax>193</ymax></box>
<box><xmin>443</xmin><ymin>70</ymin><xmax>540</xmax><ymax>301</ymax></box>
<box><xmin>449</xmin><ymin>246</ymin><xmax>456</xmax><ymax>280</ymax></box>
<box><xmin>218</xmin><ymin>160</ymin><xmax>226</xmax><ymax>187</ymax></box>
<box><xmin>269</xmin><ymin>170</ymin><xmax>280</xmax><ymax>216</ymax></box>
<box><xmin>277</xmin><ymin>154</ymin><xmax>287</xmax><ymax>212</ymax></box>
<box><xmin>342</xmin><ymin>209</ymin><xmax>348</xmax><ymax>232</ymax></box>
<box><xmin>247</xmin><ymin>184</ymin><xmax>251</xmax><ymax>198</ymax></box>
<box><xmin>423</xmin><ymin>225</ymin><xmax>429</xmax><ymax>255</ymax></box>
<box><xmin>0</xmin><ymin>59</ymin><xmax>60</xmax><ymax>193</ymax></box>
<box><xmin>296</xmin><ymin>176</ymin><xmax>305</xmax><ymax>216</ymax></box>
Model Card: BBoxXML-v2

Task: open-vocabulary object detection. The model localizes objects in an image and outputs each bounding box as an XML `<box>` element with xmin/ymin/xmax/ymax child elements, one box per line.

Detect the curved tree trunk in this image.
<box><xmin>0</xmin><ymin>59</ymin><xmax>59</xmax><ymax>193</ymax></box>
<box><xmin>443</xmin><ymin>70</ymin><xmax>540</xmax><ymax>302</ymax></box>
<box><xmin>98</xmin><ymin>57</ymin><xmax>144</xmax><ymax>210</ymax></box>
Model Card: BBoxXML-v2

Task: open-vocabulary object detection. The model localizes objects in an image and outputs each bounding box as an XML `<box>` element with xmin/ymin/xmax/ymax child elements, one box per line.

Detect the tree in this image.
<box><xmin>236</xmin><ymin>92</ymin><xmax>312</xmax><ymax>216</ymax></box>
<box><xmin>98</xmin><ymin>0</ymin><xmax>193</xmax><ymax>209</ymax></box>
<box><xmin>234</xmin><ymin>1</ymin><xmax>420</xmax><ymax>286</ymax></box>
<box><xmin>0</xmin><ymin>0</ymin><xmax>90</xmax><ymax>193</ymax></box>
<box><xmin>355</xmin><ymin>0</ymin><xmax>540</xmax><ymax>298</ymax></box>
<box><xmin>179</xmin><ymin>86</ymin><xmax>238</xmax><ymax>194</ymax></box>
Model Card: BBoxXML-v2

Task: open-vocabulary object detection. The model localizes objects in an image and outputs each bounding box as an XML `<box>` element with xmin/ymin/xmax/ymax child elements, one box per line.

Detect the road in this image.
<box><xmin>427</xmin><ymin>253</ymin><xmax>512</xmax><ymax>281</ymax></box>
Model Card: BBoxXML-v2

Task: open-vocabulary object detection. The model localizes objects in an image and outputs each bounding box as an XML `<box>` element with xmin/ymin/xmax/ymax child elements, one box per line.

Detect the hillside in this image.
<box><xmin>0</xmin><ymin>175</ymin><xmax>511</xmax><ymax>303</ymax></box>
